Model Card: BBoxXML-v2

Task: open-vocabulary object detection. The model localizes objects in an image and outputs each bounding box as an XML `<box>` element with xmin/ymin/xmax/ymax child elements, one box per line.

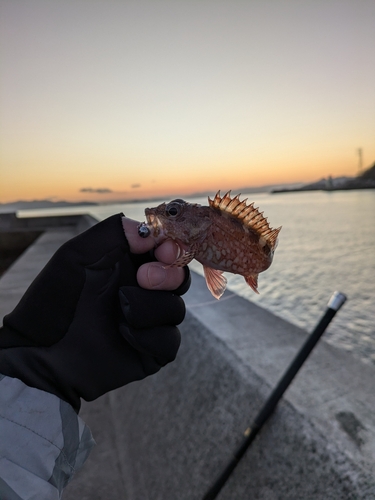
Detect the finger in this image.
<box><xmin>122</xmin><ymin>216</ymin><xmax>157</xmax><ymax>254</ymax></box>
<box><xmin>154</xmin><ymin>239</ymin><xmax>180</xmax><ymax>265</ymax></box>
<box><xmin>136</xmin><ymin>262</ymin><xmax>185</xmax><ymax>291</ymax></box>
<box><xmin>119</xmin><ymin>287</ymin><xmax>186</xmax><ymax>328</ymax></box>
<box><xmin>122</xmin><ymin>216</ymin><xmax>184</xmax><ymax>262</ymax></box>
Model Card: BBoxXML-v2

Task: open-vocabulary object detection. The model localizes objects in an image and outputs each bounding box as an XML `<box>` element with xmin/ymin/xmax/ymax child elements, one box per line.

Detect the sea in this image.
<box><xmin>19</xmin><ymin>190</ymin><xmax>375</xmax><ymax>366</ymax></box>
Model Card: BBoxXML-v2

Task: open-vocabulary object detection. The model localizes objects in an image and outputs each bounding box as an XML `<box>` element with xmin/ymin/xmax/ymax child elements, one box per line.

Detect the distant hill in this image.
<box><xmin>272</xmin><ymin>162</ymin><xmax>375</xmax><ymax>193</ymax></box>
<box><xmin>0</xmin><ymin>200</ymin><xmax>98</xmax><ymax>213</ymax></box>
<box><xmin>347</xmin><ymin>162</ymin><xmax>375</xmax><ymax>187</ymax></box>
<box><xmin>360</xmin><ymin>163</ymin><xmax>375</xmax><ymax>179</ymax></box>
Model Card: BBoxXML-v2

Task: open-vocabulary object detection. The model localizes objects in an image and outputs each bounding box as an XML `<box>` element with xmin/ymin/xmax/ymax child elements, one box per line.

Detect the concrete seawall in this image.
<box><xmin>1</xmin><ymin>214</ymin><xmax>374</xmax><ymax>499</ymax></box>
<box><xmin>102</xmin><ymin>276</ymin><xmax>375</xmax><ymax>500</ymax></box>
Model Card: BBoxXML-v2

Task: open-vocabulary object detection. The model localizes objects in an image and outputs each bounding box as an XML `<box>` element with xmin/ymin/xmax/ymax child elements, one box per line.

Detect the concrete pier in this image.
<box><xmin>1</xmin><ymin>213</ymin><xmax>374</xmax><ymax>499</ymax></box>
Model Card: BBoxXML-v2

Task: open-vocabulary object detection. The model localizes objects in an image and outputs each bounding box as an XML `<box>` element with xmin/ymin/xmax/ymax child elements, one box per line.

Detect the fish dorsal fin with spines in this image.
<box><xmin>208</xmin><ymin>190</ymin><xmax>281</xmax><ymax>250</ymax></box>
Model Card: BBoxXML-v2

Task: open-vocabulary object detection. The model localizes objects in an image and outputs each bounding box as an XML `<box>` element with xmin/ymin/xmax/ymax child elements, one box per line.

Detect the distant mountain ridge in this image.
<box><xmin>0</xmin><ymin>200</ymin><xmax>98</xmax><ymax>213</ymax></box>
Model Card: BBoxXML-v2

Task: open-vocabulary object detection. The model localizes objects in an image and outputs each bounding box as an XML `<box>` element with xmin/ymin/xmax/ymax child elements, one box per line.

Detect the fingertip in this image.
<box><xmin>122</xmin><ymin>216</ymin><xmax>157</xmax><ymax>254</ymax></box>
<box><xmin>154</xmin><ymin>240</ymin><xmax>181</xmax><ymax>265</ymax></box>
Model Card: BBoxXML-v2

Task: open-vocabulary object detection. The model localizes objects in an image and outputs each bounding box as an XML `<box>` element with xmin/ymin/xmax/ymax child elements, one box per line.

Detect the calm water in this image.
<box><xmin>20</xmin><ymin>190</ymin><xmax>375</xmax><ymax>365</ymax></box>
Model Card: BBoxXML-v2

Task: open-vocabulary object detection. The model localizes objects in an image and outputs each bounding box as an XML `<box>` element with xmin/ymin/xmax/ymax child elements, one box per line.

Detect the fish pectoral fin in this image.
<box><xmin>203</xmin><ymin>266</ymin><xmax>227</xmax><ymax>300</ymax></box>
<box><xmin>245</xmin><ymin>274</ymin><xmax>259</xmax><ymax>294</ymax></box>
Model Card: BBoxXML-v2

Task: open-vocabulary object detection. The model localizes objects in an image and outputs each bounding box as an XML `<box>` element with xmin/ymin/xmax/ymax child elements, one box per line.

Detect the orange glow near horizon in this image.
<box><xmin>1</xmin><ymin>1</ymin><xmax>374</xmax><ymax>205</ymax></box>
<box><xmin>1</xmin><ymin>155</ymin><xmax>363</xmax><ymax>204</ymax></box>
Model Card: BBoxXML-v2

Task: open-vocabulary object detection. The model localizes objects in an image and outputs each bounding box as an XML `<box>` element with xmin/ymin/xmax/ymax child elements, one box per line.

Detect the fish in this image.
<box><xmin>142</xmin><ymin>191</ymin><xmax>281</xmax><ymax>299</ymax></box>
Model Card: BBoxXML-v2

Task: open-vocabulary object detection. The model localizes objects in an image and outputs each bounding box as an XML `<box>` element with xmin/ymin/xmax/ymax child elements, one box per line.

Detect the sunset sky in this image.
<box><xmin>1</xmin><ymin>0</ymin><xmax>374</xmax><ymax>204</ymax></box>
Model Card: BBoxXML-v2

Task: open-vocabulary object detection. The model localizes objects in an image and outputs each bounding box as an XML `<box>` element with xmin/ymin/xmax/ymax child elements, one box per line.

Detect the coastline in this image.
<box><xmin>272</xmin><ymin>184</ymin><xmax>375</xmax><ymax>194</ymax></box>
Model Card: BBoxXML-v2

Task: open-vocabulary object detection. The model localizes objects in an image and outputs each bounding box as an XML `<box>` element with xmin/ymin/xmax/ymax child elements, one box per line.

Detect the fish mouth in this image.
<box><xmin>145</xmin><ymin>209</ymin><xmax>162</xmax><ymax>237</ymax></box>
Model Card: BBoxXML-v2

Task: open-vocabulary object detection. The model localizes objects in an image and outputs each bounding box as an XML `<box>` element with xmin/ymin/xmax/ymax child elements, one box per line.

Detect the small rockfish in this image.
<box><xmin>141</xmin><ymin>191</ymin><xmax>281</xmax><ymax>299</ymax></box>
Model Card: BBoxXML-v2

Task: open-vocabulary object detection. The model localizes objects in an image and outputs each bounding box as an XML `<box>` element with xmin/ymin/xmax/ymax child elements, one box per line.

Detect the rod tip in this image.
<box><xmin>327</xmin><ymin>291</ymin><xmax>347</xmax><ymax>311</ymax></box>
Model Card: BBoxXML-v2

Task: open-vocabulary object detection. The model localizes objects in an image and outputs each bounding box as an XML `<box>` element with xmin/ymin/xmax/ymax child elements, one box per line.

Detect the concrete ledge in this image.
<box><xmin>0</xmin><ymin>213</ymin><xmax>97</xmax><ymax>317</ymax></box>
<box><xmin>0</xmin><ymin>212</ymin><xmax>96</xmax><ymax>231</ymax></box>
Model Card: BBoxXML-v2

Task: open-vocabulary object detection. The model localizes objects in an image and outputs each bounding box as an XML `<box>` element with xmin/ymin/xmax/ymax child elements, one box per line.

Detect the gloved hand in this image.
<box><xmin>0</xmin><ymin>213</ymin><xmax>190</xmax><ymax>412</ymax></box>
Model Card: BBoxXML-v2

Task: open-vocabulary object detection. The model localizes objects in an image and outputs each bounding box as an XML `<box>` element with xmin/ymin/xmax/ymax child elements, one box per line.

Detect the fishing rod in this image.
<box><xmin>203</xmin><ymin>291</ymin><xmax>347</xmax><ymax>500</ymax></box>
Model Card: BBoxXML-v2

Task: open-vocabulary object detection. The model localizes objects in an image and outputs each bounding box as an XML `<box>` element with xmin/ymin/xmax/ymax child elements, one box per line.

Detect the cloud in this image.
<box><xmin>131</xmin><ymin>183</ymin><xmax>141</xmax><ymax>189</ymax></box>
<box><xmin>80</xmin><ymin>187</ymin><xmax>113</xmax><ymax>194</ymax></box>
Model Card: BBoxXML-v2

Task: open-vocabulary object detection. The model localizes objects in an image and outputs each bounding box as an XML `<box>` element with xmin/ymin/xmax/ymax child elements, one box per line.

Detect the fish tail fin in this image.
<box><xmin>203</xmin><ymin>265</ymin><xmax>227</xmax><ymax>299</ymax></box>
<box><xmin>245</xmin><ymin>273</ymin><xmax>259</xmax><ymax>294</ymax></box>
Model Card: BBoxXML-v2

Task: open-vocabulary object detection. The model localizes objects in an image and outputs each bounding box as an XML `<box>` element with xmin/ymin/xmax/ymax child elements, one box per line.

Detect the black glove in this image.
<box><xmin>0</xmin><ymin>214</ymin><xmax>190</xmax><ymax>412</ymax></box>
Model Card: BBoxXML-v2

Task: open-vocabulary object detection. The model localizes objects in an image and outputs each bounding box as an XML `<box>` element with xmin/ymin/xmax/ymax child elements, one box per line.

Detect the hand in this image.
<box><xmin>122</xmin><ymin>216</ymin><xmax>186</xmax><ymax>291</ymax></box>
<box><xmin>0</xmin><ymin>214</ymin><xmax>190</xmax><ymax>412</ymax></box>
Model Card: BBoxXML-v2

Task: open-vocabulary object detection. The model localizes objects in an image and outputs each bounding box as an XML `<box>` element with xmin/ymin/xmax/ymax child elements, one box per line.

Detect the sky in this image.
<box><xmin>1</xmin><ymin>0</ymin><xmax>374</xmax><ymax>204</ymax></box>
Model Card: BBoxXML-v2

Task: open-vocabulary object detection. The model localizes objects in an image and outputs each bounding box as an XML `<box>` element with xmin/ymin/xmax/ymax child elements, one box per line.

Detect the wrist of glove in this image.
<box><xmin>0</xmin><ymin>214</ymin><xmax>190</xmax><ymax>412</ymax></box>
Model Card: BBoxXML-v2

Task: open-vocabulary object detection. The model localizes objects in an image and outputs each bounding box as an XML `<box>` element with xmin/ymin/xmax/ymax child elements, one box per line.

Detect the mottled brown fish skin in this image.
<box><xmin>195</xmin><ymin>207</ymin><xmax>273</xmax><ymax>275</ymax></box>
<box><xmin>144</xmin><ymin>191</ymin><xmax>281</xmax><ymax>298</ymax></box>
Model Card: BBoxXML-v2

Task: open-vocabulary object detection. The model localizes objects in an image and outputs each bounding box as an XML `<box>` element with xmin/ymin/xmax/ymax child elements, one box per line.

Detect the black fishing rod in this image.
<box><xmin>203</xmin><ymin>291</ymin><xmax>347</xmax><ymax>500</ymax></box>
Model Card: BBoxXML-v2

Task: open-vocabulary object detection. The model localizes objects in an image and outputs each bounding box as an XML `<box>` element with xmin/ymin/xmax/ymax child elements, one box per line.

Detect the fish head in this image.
<box><xmin>144</xmin><ymin>199</ymin><xmax>210</xmax><ymax>245</ymax></box>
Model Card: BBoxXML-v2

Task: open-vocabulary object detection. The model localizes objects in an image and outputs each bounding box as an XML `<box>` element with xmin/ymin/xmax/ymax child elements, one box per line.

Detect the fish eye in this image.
<box><xmin>166</xmin><ymin>202</ymin><xmax>182</xmax><ymax>217</ymax></box>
